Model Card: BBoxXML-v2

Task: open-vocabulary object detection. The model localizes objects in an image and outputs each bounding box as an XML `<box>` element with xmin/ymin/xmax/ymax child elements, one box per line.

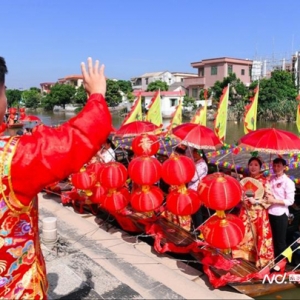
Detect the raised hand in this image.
<box><xmin>81</xmin><ymin>57</ymin><xmax>106</xmax><ymax>97</ymax></box>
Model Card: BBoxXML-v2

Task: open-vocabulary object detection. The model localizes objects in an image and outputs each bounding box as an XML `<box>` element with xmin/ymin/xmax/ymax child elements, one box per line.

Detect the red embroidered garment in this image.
<box><xmin>0</xmin><ymin>94</ymin><xmax>111</xmax><ymax>299</ymax></box>
<box><xmin>232</xmin><ymin>175</ymin><xmax>274</xmax><ymax>268</ymax></box>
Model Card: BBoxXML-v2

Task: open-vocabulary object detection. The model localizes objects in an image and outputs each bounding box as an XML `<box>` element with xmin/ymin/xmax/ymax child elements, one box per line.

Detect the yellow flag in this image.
<box><xmin>296</xmin><ymin>102</ymin><xmax>300</xmax><ymax>134</ymax></box>
<box><xmin>244</xmin><ymin>85</ymin><xmax>259</xmax><ymax>134</ymax></box>
<box><xmin>121</xmin><ymin>94</ymin><xmax>142</xmax><ymax>125</ymax></box>
<box><xmin>165</xmin><ymin>100</ymin><xmax>182</xmax><ymax>134</ymax></box>
<box><xmin>191</xmin><ymin>100</ymin><xmax>207</xmax><ymax>126</ymax></box>
<box><xmin>145</xmin><ymin>90</ymin><xmax>163</xmax><ymax>126</ymax></box>
<box><xmin>282</xmin><ymin>246</ymin><xmax>293</xmax><ymax>263</ymax></box>
<box><xmin>214</xmin><ymin>85</ymin><xmax>229</xmax><ymax>142</ymax></box>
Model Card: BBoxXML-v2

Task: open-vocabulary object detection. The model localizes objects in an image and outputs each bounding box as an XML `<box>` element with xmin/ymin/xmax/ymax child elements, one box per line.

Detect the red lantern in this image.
<box><xmin>86</xmin><ymin>162</ymin><xmax>105</xmax><ymax>181</ymax></box>
<box><xmin>71</xmin><ymin>170</ymin><xmax>96</xmax><ymax>190</ymax></box>
<box><xmin>197</xmin><ymin>172</ymin><xmax>242</xmax><ymax>211</ymax></box>
<box><xmin>130</xmin><ymin>185</ymin><xmax>164</xmax><ymax>212</ymax></box>
<box><xmin>101</xmin><ymin>187</ymin><xmax>130</xmax><ymax>212</ymax></box>
<box><xmin>19</xmin><ymin>112</ymin><xmax>26</xmax><ymax>120</ymax></box>
<box><xmin>9</xmin><ymin>114</ymin><xmax>15</xmax><ymax>120</ymax></box>
<box><xmin>161</xmin><ymin>153</ymin><xmax>195</xmax><ymax>185</ymax></box>
<box><xmin>131</xmin><ymin>133</ymin><xmax>160</xmax><ymax>156</ymax></box>
<box><xmin>99</xmin><ymin>162</ymin><xmax>127</xmax><ymax>189</ymax></box>
<box><xmin>128</xmin><ymin>156</ymin><xmax>161</xmax><ymax>186</ymax></box>
<box><xmin>166</xmin><ymin>188</ymin><xmax>200</xmax><ymax>215</ymax></box>
<box><xmin>88</xmin><ymin>183</ymin><xmax>106</xmax><ymax>204</ymax></box>
<box><xmin>19</xmin><ymin>107</ymin><xmax>25</xmax><ymax>112</ymax></box>
<box><xmin>200</xmin><ymin>214</ymin><xmax>245</xmax><ymax>249</ymax></box>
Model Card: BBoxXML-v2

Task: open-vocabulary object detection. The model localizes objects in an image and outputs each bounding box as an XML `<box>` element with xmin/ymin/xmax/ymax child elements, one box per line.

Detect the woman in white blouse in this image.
<box><xmin>98</xmin><ymin>138</ymin><xmax>116</xmax><ymax>163</ymax></box>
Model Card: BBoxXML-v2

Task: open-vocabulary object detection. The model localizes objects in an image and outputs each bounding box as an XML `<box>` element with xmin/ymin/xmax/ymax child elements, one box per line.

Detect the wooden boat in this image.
<box><xmin>7</xmin><ymin>122</ymin><xmax>24</xmax><ymax>129</ymax></box>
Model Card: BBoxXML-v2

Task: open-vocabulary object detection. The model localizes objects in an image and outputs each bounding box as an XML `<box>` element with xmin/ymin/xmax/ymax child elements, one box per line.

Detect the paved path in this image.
<box><xmin>38</xmin><ymin>193</ymin><xmax>252</xmax><ymax>299</ymax></box>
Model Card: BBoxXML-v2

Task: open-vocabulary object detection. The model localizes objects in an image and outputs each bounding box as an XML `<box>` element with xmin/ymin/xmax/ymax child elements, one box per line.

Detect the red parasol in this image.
<box><xmin>21</xmin><ymin>115</ymin><xmax>42</xmax><ymax>122</ymax></box>
<box><xmin>172</xmin><ymin>123</ymin><xmax>223</xmax><ymax>150</ymax></box>
<box><xmin>115</xmin><ymin>121</ymin><xmax>161</xmax><ymax>137</ymax></box>
<box><xmin>238</xmin><ymin>128</ymin><xmax>300</xmax><ymax>154</ymax></box>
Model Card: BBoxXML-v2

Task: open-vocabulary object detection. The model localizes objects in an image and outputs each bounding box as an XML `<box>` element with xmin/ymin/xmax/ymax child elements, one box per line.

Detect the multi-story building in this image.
<box><xmin>40</xmin><ymin>75</ymin><xmax>83</xmax><ymax>94</ymax></box>
<box><xmin>131</xmin><ymin>71</ymin><xmax>197</xmax><ymax>91</ymax></box>
<box><xmin>184</xmin><ymin>57</ymin><xmax>253</xmax><ymax>99</ymax></box>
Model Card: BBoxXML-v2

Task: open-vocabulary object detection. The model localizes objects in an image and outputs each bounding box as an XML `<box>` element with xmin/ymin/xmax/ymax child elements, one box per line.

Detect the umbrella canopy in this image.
<box><xmin>238</xmin><ymin>128</ymin><xmax>300</xmax><ymax>154</ymax></box>
<box><xmin>21</xmin><ymin>115</ymin><xmax>42</xmax><ymax>122</ymax></box>
<box><xmin>115</xmin><ymin>121</ymin><xmax>161</xmax><ymax>137</ymax></box>
<box><xmin>172</xmin><ymin>123</ymin><xmax>223</xmax><ymax>150</ymax></box>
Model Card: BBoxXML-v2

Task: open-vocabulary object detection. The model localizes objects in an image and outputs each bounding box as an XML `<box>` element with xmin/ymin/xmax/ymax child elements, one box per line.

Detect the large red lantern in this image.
<box><xmin>161</xmin><ymin>153</ymin><xmax>195</xmax><ymax>185</ymax></box>
<box><xmin>131</xmin><ymin>133</ymin><xmax>160</xmax><ymax>156</ymax></box>
<box><xmin>128</xmin><ymin>156</ymin><xmax>161</xmax><ymax>186</ymax></box>
<box><xmin>88</xmin><ymin>183</ymin><xmax>106</xmax><ymax>204</ymax></box>
<box><xmin>200</xmin><ymin>214</ymin><xmax>245</xmax><ymax>249</ymax></box>
<box><xmin>99</xmin><ymin>162</ymin><xmax>127</xmax><ymax>189</ymax></box>
<box><xmin>101</xmin><ymin>187</ymin><xmax>130</xmax><ymax>212</ymax></box>
<box><xmin>71</xmin><ymin>170</ymin><xmax>96</xmax><ymax>190</ymax></box>
<box><xmin>86</xmin><ymin>162</ymin><xmax>105</xmax><ymax>181</ymax></box>
<box><xmin>197</xmin><ymin>172</ymin><xmax>242</xmax><ymax>211</ymax></box>
<box><xmin>166</xmin><ymin>188</ymin><xmax>200</xmax><ymax>216</ymax></box>
<box><xmin>130</xmin><ymin>185</ymin><xmax>164</xmax><ymax>212</ymax></box>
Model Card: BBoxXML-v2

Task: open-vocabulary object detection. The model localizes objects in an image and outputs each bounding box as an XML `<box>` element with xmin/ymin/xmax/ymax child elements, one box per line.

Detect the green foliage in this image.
<box><xmin>127</xmin><ymin>91</ymin><xmax>135</xmax><ymax>103</ymax></box>
<box><xmin>146</xmin><ymin>80</ymin><xmax>168</xmax><ymax>92</ymax></box>
<box><xmin>42</xmin><ymin>83</ymin><xmax>76</xmax><ymax>110</ymax></box>
<box><xmin>6</xmin><ymin>89</ymin><xmax>22</xmax><ymax>107</ymax></box>
<box><xmin>106</xmin><ymin>79</ymin><xmax>122</xmax><ymax>106</ymax></box>
<box><xmin>118</xmin><ymin>80</ymin><xmax>133</xmax><ymax>93</ymax></box>
<box><xmin>199</xmin><ymin>88</ymin><xmax>212</xmax><ymax>99</ymax></box>
<box><xmin>22</xmin><ymin>89</ymin><xmax>42</xmax><ymax>109</ymax></box>
<box><xmin>73</xmin><ymin>85</ymin><xmax>87</xmax><ymax>105</ymax></box>
<box><xmin>252</xmin><ymin>70</ymin><xmax>298</xmax><ymax>121</ymax></box>
<box><xmin>183</xmin><ymin>95</ymin><xmax>196</xmax><ymax>108</ymax></box>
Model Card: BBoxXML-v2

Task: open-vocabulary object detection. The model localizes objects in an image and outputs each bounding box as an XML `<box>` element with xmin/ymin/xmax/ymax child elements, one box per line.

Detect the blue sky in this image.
<box><xmin>1</xmin><ymin>0</ymin><xmax>299</xmax><ymax>89</ymax></box>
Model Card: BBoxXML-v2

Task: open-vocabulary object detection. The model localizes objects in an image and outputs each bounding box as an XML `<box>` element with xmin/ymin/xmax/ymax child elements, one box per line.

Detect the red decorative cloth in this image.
<box><xmin>0</xmin><ymin>94</ymin><xmax>112</xmax><ymax>299</ymax></box>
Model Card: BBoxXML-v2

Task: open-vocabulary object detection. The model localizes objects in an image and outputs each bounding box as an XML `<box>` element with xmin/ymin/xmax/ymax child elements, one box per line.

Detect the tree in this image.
<box><xmin>40</xmin><ymin>84</ymin><xmax>76</xmax><ymax>111</ymax></box>
<box><xmin>6</xmin><ymin>89</ymin><xmax>22</xmax><ymax>107</ymax></box>
<box><xmin>183</xmin><ymin>95</ymin><xmax>196</xmax><ymax>109</ymax></box>
<box><xmin>126</xmin><ymin>91</ymin><xmax>135</xmax><ymax>103</ymax></box>
<box><xmin>73</xmin><ymin>85</ymin><xmax>88</xmax><ymax>105</ymax></box>
<box><xmin>22</xmin><ymin>89</ymin><xmax>42</xmax><ymax>109</ymax></box>
<box><xmin>211</xmin><ymin>73</ymin><xmax>249</xmax><ymax>120</ymax></box>
<box><xmin>106</xmin><ymin>79</ymin><xmax>122</xmax><ymax>106</ymax></box>
<box><xmin>146</xmin><ymin>80</ymin><xmax>168</xmax><ymax>92</ymax></box>
<box><xmin>251</xmin><ymin>70</ymin><xmax>298</xmax><ymax>121</ymax></box>
<box><xmin>118</xmin><ymin>80</ymin><xmax>133</xmax><ymax>94</ymax></box>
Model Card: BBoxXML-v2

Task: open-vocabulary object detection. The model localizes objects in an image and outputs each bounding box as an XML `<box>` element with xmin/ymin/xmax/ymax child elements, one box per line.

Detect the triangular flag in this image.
<box><xmin>165</xmin><ymin>100</ymin><xmax>182</xmax><ymax>134</ymax></box>
<box><xmin>282</xmin><ymin>247</ymin><xmax>293</xmax><ymax>263</ymax></box>
<box><xmin>145</xmin><ymin>90</ymin><xmax>163</xmax><ymax>127</ymax></box>
<box><xmin>121</xmin><ymin>93</ymin><xmax>142</xmax><ymax>125</ymax></box>
<box><xmin>214</xmin><ymin>85</ymin><xmax>229</xmax><ymax>142</ymax></box>
<box><xmin>244</xmin><ymin>85</ymin><xmax>259</xmax><ymax>134</ymax></box>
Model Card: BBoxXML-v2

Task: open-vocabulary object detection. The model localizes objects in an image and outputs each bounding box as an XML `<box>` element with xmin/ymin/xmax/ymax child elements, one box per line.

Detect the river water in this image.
<box><xmin>11</xmin><ymin>110</ymin><xmax>299</xmax><ymax>144</ymax></box>
<box><xmin>7</xmin><ymin>110</ymin><xmax>299</xmax><ymax>299</ymax></box>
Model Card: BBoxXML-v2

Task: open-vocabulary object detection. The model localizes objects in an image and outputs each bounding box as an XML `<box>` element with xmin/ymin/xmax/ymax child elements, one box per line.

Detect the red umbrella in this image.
<box><xmin>115</xmin><ymin>121</ymin><xmax>161</xmax><ymax>137</ymax></box>
<box><xmin>172</xmin><ymin>123</ymin><xmax>223</xmax><ymax>150</ymax></box>
<box><xmin>21</xmin><ymin>115</ymin><xmax>42</xmax><ymax>122</ymax></box>
<box><xmin>238</xmin><ymin>128</ymin><xmax>300</xmax><ymax>154</ymax></box>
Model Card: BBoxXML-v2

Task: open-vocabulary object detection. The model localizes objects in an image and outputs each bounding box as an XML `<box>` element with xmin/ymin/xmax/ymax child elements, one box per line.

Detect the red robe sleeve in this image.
<box><xmin>11</xmin><ymin>93</ymin><xmax>112</xmax><ymax>205</ymax></box>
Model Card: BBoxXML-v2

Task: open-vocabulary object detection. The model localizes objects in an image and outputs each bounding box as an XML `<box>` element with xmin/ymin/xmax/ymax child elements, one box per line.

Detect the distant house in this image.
<box><xmin>133</xmin><ymin>90</ymin><xmax>184</xmax><ymax>119</ymax></box>
<box><xmin>57</xmin><ymin>75</ymin><xmax>83</xmax><ymax>89</ymax></box>
<box><xmin>184</xmin><ymin>57</ymin><xmax>253</xmax><ymax>99</ymax></box>
<box><xmin>40</xmin><ymin>82</ymin><xmax>56</xmax><ymax>94</ymax></box>
<box><xmin>131</xmin><ymin>71</ymin><xmax>197</xmax><ymax>91</ymax></box>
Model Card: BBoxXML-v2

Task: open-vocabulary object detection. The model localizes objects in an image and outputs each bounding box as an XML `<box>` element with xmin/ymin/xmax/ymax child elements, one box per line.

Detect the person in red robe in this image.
<box><xmin>232</xmin><ymin>157</ymin><xmax>274</xmax><ymax>268</ymax></box>
<box><xmin>0</xmin><ymin>57</ymin><xmax>112</xmax><ymax>299</ymax></box>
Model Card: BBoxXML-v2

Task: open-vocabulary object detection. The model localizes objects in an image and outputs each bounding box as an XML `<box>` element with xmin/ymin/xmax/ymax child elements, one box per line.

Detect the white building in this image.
<box><xmin>133</xmin><ymin>90</ymin><xmax>184</xmax><ymax>119</ymax></box>
<box><xmin>131</xmin><ymin>71</ymin><xmax>197</xmax><ymax>91</ymax></box>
